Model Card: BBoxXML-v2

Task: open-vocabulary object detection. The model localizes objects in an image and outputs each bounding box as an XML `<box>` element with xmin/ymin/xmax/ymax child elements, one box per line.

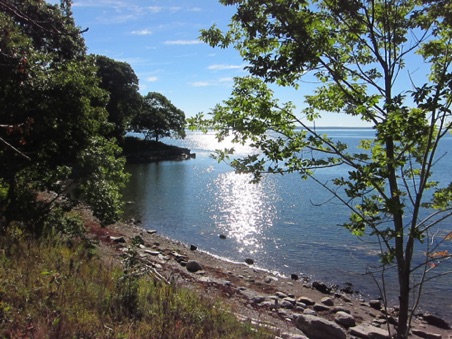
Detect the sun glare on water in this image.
<box><xmin>207</xmin><ymin>171</ymin><xmax>278</xmax><ymax>254</ymax></box>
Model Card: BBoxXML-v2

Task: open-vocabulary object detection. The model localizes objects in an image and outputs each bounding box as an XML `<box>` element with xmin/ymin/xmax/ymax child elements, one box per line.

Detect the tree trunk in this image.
<box><xmin>397</xmin><ymin>263</ymin><xmax>410</xmax><ymax>339</ymax></box>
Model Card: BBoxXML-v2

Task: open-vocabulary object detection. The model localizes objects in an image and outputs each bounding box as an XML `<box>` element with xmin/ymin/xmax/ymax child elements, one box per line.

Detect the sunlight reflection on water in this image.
<box><xmin>208</xmin><ymin>172</ymin><xmax>278</xmax><ymax>255</ymax></box>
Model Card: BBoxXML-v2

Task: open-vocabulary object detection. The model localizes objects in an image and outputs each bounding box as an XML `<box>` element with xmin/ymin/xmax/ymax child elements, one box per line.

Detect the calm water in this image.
<box><xmin>122</xmin><ymin>128</ymin><xmax>452</xmax><ymax>318</ymax></box>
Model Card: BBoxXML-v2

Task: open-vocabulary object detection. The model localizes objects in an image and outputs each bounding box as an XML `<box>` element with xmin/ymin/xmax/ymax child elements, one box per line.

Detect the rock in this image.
<box><xmin>341</xmin><ymin>286</ymin><xmax>354</xmax><ymax>294</ymax></box>
<box><xmin>422</xmin><ymin>313</ymin><xmax>451</xmax><ymax>329</ymax></box>
<box><xmin>109</xmin><ymin>236</ymin><xmax>126</xmax><ymax>243</ymax></box>
<box><xmin>264</xmin><ymin>276</ymin><xmax>278</xmax><ymax>283</ymax></box>
<box><xmin>411</xmin><ymin>328</ymin><xmax>442</xmax><ymax>339</ymax></box>
<box><xmin>297</xmin><ymin>296</ymin><xmax>315</xmax><ymax>305</ymax></box>
<box><xmin>251</xmin><ymin>296</ymin><xmax>266</xmax><ymax>304</ymax></box>
<box><xmin>280</xmin><ymin>300</ymin><xmax>295</xmax><ymax>309</ymax></box>
<box><xmin>295</xmin><ymin>314</ymin><xmax>346</xmax><ymax>339</ymax></box>
<box><xmin>146</xmin><ymin>229</ymin><xmax>157</xmax><ymax>234</ymax></box>
<box><xmin>332</xmin><ymin>306</ymin><xmax>350</xmax><ymax>314</ymax></box>
<box><xmin>244</xmin><ymin>258</ymin><xmax>254</xmax><ymax>265</ymax></box>
<box><xmin>350</xmin><ymin>325</ymin><xmax>390</xmax><ymax>339</ymax></box>
<box><xmin>144</xmin><ymin>250</ymin><xmax>161</xmax><ymax>256</ymax></box>
<box><xmin>276</xmin><ymin>291</ymin><xmax>288</xmax><ymax>298</ymax></box>
<box><xmin>312</xmin><ymin>281</ymin><xmax>330</xmax><ymax>294</ymax></box>
<box><xmin>369</xmin><ymin>299</ymin><xmax>382</xmax><ymax>310</ymax></box>
<box><xmin>303</xmin><ymin>309</ymin><xmax>317</xmax><ymax>316</ymax></box>
<box><xmin>190</xmin><ymin>244</ymin><xmax>197</xmax><ymax>251</ymax></box>
<box><xmin>320</xmin><ymin>296</ymin><xmax>334</xmax><ymax>306</ymax></box>
<box><xmin>291</xmin><ymin>273</ymin><xmax>299</xmax><ymax>280</ymax></box>
<box><xmin>219</xmin><ymin>234</ymin><xmax>227</xmax><ymax>239</ymax></box>
<box><xmin>313</xmin><ymin>303</ymin><xmax>331</xmax><ymax>312</ymax></box>
<box><xmin>334</xmin><ymin>311</ymin><xmax>356</xmax><ymax>328</ymax></box>
<box><xmin>186</xmin><ymin>260</ymin><xmax>203</xmax><ymax>273</ymax></box>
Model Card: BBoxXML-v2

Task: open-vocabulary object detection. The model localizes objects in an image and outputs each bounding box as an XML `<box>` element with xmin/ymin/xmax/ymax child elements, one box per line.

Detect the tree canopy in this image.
<box><xmin>0</xmin><ymin>0</ymin><xmax>128</xmax><ymax>232</ymax></box>
<box><xmin>95</xmin><ymin>55</ymin><xmax>142</xmax><ymax>144</ymax></box>
<box><xmin>193</xmin><ymin>0</ymin><xmax>452</xmax><ymax>337</ymax></box>
<box><xmin>132</xmin><ymin>92</ymin><xmax>186</xmax><ymax>142</ymax></box>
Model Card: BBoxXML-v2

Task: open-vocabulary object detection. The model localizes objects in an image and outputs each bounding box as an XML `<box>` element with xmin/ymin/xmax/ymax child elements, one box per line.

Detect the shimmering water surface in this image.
<box><xmin>122</xmin><ymin>128</ymin><xmax>452</xmax><ymax>318</ymax></box>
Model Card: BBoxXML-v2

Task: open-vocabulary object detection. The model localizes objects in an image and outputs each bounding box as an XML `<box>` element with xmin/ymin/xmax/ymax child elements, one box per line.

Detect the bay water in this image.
<box><xmin>122</xmin><ymin>128</ymin><xmax>452</xmax><ymax>318</ymax></box>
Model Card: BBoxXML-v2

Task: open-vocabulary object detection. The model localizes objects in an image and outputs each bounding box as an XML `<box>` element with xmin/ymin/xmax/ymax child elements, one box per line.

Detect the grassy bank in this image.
<box><xmin>0</xmin><ymin>225</ymin><xmax>271</xmax><ymax>338</ymax></box>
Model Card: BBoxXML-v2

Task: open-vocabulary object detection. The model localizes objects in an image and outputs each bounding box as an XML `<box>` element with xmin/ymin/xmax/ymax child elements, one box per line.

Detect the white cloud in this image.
<box><xmin>131</xmin><ymin>29</ymin><xmax>152</xmax><ymax>36</ymax></box>
<box><xmin>191</xmin><ymin>81</ymin><xmax>211</xmax><ymax>87</ymax></box>
<box><xmin>219</xmin><ymin>77</ymin><xmax>234</xmax><ymax>83</ymax></box>
<box><xmin>208</xmin><ymin>64</ymin><xmax>242</xmax><ymax>71</ymax></box>
<box><xmin>148</xmin><ymin>6</ymin><xmax>163</xmax><ymax>13</ymax></box>
<box><xmin>164</xmin><ymin>40</ymin><xmax>202</xmax><ymax>45</ymax></box>
<box><xmin>146</xmin><ymin>76</ymin><xmax>159</xmax><ymax>82</ymax></box>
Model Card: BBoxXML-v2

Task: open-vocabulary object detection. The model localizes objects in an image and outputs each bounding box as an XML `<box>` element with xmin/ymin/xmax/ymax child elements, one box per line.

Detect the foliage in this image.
<box><xmin>95</xmin><ymin>55</ymin><xmax>142</xmax><ymax>144</ymax></box>
<box><xmin>0</xmin><ymin>0</ymin><xmax>128</xmax><ymax>231</ymax></box>
<box><xmin>192</xmin><ymin>0</ymin><xmax>452</xmax><ymax>337</ymax></box>
<box><xmin>0</xmin><ymin>226</ymin><xmax>272</xmax><ymax>338</ymax></box>
<box><xmin>132</xmin><ymin>92</ymin><xmax>186</xmax><ymax>142</ymax></box>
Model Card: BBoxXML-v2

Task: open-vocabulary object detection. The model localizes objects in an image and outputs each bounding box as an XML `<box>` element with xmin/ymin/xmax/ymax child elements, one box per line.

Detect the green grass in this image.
<box><xmin>0</xmin><ymin>229</ymin><xmax>273</xmax><ymax>338</ymax></box>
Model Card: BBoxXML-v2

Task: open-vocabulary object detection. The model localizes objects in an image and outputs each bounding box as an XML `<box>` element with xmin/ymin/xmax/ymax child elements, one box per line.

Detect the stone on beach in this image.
<box><xmin>186</xmin><ymin>260</ymin><xmax>204</xmax><ymax>273</ymax></box>
<box><xmin>295</xmin><ymin>314</ymin><xmax>346</xmax><ymax>339</ymax></box>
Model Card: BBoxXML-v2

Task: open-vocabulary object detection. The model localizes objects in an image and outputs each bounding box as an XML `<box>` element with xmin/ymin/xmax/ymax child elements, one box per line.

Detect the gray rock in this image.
<box><xmin>313</xmin><ymin>303</ymin><xmax>331</xmax><ymax>312</ymax></box>
<box><xmin>144</xmin><ymin>250</ymin><xmax>161</xmax><ymax>256</ymax></box>
<box><xmin>251</xmin><ymin>296</ymin><xmax>266</xmax><ymax>304</ymax></box>
<box><xmin>411</xmin><ymin>328</ymin><xmax>442</xmax><ymax>339</ymax></box>
<box><xmin>350</xmin><ymin>325</ymin><xmax>390</xmax><ymax>339</ymax></box>
<box><xmin>422</xmin><ymin>313</ymin><xmax>451</xmax><ymax>329</ymax></box>
<box><xmin>369</xmin><ymin>299</ymin><xmax>382</xmax><ymax>310</ymax></box>
<box><xmin>303</xmin><ymin>309</ymin><xmax>317</xmax><ymax>316</ymax></box>
<box><xmin>219</xmin><ymin>234</ymin><xmax>226</xmax><ymax>239</ymax></box>
<box><xmin>276</xmin><ymin>291</ymin><xmax>288</xmax><ymax>298</ymax></box>
<box><xmin>334</xmin><ymin>311</ymin><xmax>356</xmax><ymax>328</ymax></box>
<box><xmin>146</xmin><ymin>229</ymin><xmax>157</xmax><ymax>234</ymax></box>
<box><xmin>264</xmin><ymin>276</ymin><xmax>277</xmax><ymax>283</ymax></box>
<box><xmin>245</xmin><ymin>258</ymin><xmax>254</xmax><ymax>265</ymax></box>
<box><xmin>332</xmin><ymin>306</ymin><xmax>351</xmax><ymax>314</ymax></box>
<box><xmin>296</xmin><ymin>302</ymin><xmax>307</xmax><ymax>309</ymax></box>
<box><xmin>312</xmin><ymin>281</ymin><xmax>330</xmax><ymax>294</ymax></box>
<box><xmin>283</xmin><ymin>297</ymin><xmax>297</xmax><ymax>304</ymax></box>
<box><xmin>109</xmin><ymin>236</ymin><xmax>126</xmax><ymax>243</ymax></box>
<box><xmin>280</xmin><ymin>300</ymin><xmax>295</xmax><ymax>309</ymax></box>
<box><xmin>186</xmin><ymin>260</ymin><xmax>203</xmax><ymax>273</ymax></box>
<box><xmin>295</xmin><ymin>314</ymin><xmax>346</xmax><ymax>339</ymax></box>
<box><xmin>320</xmin><ymin>296</ymin><xmax>334</xmax><ymax>306</ymax></box>
<box><xmin>297</xmin><ymin>296</ymin><xmax>315</xmax><ymax>305</ymax></box>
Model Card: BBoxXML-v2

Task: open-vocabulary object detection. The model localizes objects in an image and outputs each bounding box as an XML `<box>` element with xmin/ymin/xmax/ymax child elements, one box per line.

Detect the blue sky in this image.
<box><xmin>58</xmin><ymin>0</ymin><xmax>377</xmax><ymax>127</ymax></box>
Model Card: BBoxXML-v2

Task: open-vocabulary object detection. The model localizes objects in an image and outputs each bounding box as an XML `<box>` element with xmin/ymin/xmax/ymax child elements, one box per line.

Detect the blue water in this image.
<box><xmin>122</xmin><ymin>128</ymin><xmax>452</xmax><ymax>318</ymax></box>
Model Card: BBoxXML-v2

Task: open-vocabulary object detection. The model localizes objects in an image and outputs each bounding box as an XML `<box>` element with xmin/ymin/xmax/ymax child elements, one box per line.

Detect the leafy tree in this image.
<box><xmin>132</xmin><ymin>92</ymin><xmax>186</xmax><ymax>142</ymax></box>
<box><xmin>95</xmin><ymin>55</ymin><xmax>142</xmax><ymax>144</ymax></box>
<box><xmin>0</xmin><ymin>0</ymin><xmax>128</xmax><ymax>232</ymax></box>
<box><xmin>192</xmin><ymin>0</ymin><xmax>452</xmax><ymax>337</ymax></box>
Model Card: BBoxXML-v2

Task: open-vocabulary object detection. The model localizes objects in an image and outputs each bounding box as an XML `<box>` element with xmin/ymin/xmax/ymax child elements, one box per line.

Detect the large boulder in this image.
<box><xmin>295</xmin><ymin>314</ymin><xmax>346</xmax><ymax>339</ymax></box>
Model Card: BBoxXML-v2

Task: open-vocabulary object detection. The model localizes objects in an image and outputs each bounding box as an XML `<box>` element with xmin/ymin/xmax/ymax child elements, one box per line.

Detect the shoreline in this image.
<box><xmin>85</xmin><ymin>214</ymin><xmax>451</xmax><ymax>338</ymax></box>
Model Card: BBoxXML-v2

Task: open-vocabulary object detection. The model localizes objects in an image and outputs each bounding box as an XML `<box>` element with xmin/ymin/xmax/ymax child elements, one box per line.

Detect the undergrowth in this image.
<box><xmin>0</xmin><ymin>224</ymin><xmax>272</xmax><ymax>338</ymax></box>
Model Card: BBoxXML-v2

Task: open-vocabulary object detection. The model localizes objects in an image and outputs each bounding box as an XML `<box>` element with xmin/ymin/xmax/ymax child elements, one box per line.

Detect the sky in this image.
<box><xmin>54</xmin><ymin>0</ymin><xmax>375</xmax><ymax>127</ymax></box>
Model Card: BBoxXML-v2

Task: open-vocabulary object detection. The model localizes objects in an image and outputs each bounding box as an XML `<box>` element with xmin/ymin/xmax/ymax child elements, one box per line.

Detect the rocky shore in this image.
<box><xmin>122</xmin><ymin>137</ymin><xmax>195</xmax><ymax>163</ymax></box>
<box><xmin>85</xmin><ymin>215</ymin><xmax>451</xmax><ymax>338</ymax></box>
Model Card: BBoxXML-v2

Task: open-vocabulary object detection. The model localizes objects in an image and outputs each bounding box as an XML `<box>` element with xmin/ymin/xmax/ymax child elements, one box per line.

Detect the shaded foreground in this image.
<box><xmin>0</xmin><ymin>216</ymin><xmax>271</xmax><ymax>338</ymax></box>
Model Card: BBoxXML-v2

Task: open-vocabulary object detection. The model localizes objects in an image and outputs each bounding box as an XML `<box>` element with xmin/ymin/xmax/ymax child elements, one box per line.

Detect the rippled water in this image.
<box><xmin>122</xmin><ymin>129</ymin><xmax>452</xmax><ymax>318</ymax></box>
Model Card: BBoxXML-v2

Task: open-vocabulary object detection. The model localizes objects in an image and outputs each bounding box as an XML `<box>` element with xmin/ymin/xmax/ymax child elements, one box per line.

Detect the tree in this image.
<box><xmin>192</xmin><ymin>1</ymin><xmax>452</xmax><ymax>337</ymax></box>
<box><xmin>0</xmin><ymin>0</ymin><xmax>128</xmax><ymax>232</ymax></box>
<box><xmin>95</xmin><ymin>55</ymin><xmax>142</xmax><ymax>144</ymax></box>
<box><xmin>132</xmin><ymin>92</ymin><xmax>186</xmax><ymax>142</ymax></box>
